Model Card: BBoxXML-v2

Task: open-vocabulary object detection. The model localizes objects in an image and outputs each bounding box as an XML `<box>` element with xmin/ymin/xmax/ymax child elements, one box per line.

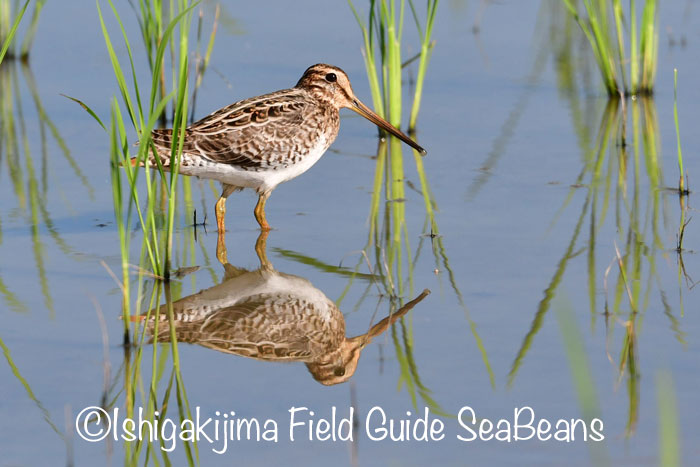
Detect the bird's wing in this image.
<box><xmin>150</xmin><ymin>89</ymin><xmax>312</xmax><ymax>170</ymax></box>
<box><xmin>149</xmin><ymin>297</ymin><xmax>323</xmax><ymax>361</ymax></box>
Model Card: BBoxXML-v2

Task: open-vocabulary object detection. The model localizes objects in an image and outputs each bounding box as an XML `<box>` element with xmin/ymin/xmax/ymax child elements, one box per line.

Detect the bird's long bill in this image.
<box><xmin>351</xmin><ymin>99</ymin><xmax>427</xmax><ymax>155</ymax></box>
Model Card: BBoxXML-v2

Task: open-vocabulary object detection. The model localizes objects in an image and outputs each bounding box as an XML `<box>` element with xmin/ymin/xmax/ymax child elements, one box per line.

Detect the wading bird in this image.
<box><xmin>137</xmin><ymin>64</ymin><xmax>425</xmax><ymax>233</ymax></box>
<box><xmin>134</xmin><ymin>232</ymin><xmax>430</xmax><ymax>385</ymax></box>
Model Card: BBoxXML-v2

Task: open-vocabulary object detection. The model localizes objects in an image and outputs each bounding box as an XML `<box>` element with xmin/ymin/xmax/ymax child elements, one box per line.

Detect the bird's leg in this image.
<box><xmin>215</xmin><ymin>184</ymin><xmax>238</xmax><ymax>233</ymax></box>
<box><xmin>215</xmin><ymin>196</ymin><xmax>226</xmax><ymax>232</ymax></box>
<box><xmin>254</xmin><ymin>230</ymin><xmax>272</xmax><ymax>271</ymax></box>
<box><xmin>254</xmin><ymin>191</ymin><xmax>271</xmax><ymax>231</ymax></box>
<box><xmin>216</xmin><ymin>230</ymin><xmax>228</xmax><ymax>265</ymax></box>
<box><xmin>216</xmin><ymin>184</ymin><xmax>237</xmax><ymax>264</ymax></box>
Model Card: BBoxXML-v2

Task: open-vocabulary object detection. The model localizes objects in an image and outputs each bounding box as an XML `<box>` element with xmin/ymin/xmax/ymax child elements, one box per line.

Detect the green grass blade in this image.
<box><xmin>673</xmin><ymin>69</ymin><xmax>684</xmax><ymax>192</ymax></box>
<box><xmin>60</xmin><ymin>94</ymin><xmax>107</xmax><ymax>131</ymax></box>
<box><xmin>96</xmin><ymin>0</ymin><xmax>140</xmax><ymax>129</ymax></box>
<box><xmin>0</xmin><ymin>0</ymin><xmax>29</xmax><ymax>64</ymax></box>
<box><xmin>630</xmin><ymin>0</ymin><xmax>638</xmax><ymax>92</ymax></box>
<box><xmin>19</xmin><ymin>0</ymin><xmax>45</xmax><ymax>57</ymax></box>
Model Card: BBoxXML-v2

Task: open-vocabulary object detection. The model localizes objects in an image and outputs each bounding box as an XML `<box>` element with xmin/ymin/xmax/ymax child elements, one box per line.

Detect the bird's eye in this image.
<box><xmin>325</xmin><ymin>73</ymin><xmax>337</xmax><ymax>83</ymax></box>
<box><xmin>334</xmin><ymin>367</ymin><xmax>345</xmax><ymax>377</ymax></box>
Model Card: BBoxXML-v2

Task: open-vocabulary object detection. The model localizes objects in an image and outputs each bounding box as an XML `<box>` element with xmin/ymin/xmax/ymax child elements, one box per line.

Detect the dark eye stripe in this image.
<box><xmin>338</xmin><ymin>86</ymin><xmax>352</xmax><ymax>102</ymax></box>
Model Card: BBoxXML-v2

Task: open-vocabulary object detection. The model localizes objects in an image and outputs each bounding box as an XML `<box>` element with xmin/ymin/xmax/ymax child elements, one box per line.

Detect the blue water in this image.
<box><xmin>1</xmin><ymin>1</ymin><xmax>699</xmax><ymax>465</ymax></box>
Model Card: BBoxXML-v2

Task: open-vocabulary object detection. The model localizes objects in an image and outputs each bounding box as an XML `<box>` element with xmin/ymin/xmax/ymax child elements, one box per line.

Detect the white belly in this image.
<box><xmin>178</xmin><ymin>136</ymin><xmax>330</xmax><ymax>194</ymax></box>
<box><xmin>166</xmin><ymin>269</ymin><xmax>337</xmax><ymax>323</ymax></box>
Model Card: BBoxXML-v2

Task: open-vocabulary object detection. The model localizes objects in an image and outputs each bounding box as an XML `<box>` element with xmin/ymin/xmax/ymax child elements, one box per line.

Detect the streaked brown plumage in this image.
<box><xmin>135</xmin><ymin>232</ymin><xmax>430</xmax><ymax>385</ymax></box>
<box><xmin>138</xmin><ymin>64</ymin><xmax>426</xmax><ymax>234</ymax></box>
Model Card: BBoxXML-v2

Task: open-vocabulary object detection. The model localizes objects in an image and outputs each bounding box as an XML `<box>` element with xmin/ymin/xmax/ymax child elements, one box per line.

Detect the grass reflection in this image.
<box><xmin>0</xmin><ymin>58</ymin><xmax>93</xmax><ymax>316</ymax></box>
<box><xmin>466</xmin><ymin>1</ymin><xmax>551</xmax><ymax>201</ymax></box>
<box><xmin>0</xmin><ymin>333</ymin><xmax>65</xmax><ymax>458</ymax></box>
<box><xmin>510</xmin><ymin>92</ymin><xmax>691</xmax><ymax>440</ymax></box>
<box><xmin>93</xmin><ymin>275</ymin><xmax>198</xmax><ymax>465</ymax></box>
<box><xmin>82</xmin><ymin>2</ymin><xmax>221</xmax><ymax>463</ymax></box>
<box><xmin>345</xmin><ymin>0</ymin><xmax>493</xmax><ymax>413</ymax></box>
<box><xmin>656</xmin><ymin>370</ymin><xmax>680</xmax><ymax>466</ymax></box>
<box><xmin>134</xmin><ymin>233</ymin><xmax>430</xmax><ymax>386</ymax></box>
<box><xmin>555</xmin><ymin>297</ymin><xmax>608</xmax><ymax>466</ymax></box>
<box><xmin>0</xmin><ymin>4</ymin><xmax>68</xmax><ymax>457</ymax></box>
<box><xmin>0</xmin><ymin>0</ymin><xmax>39</xmax><ymax>62</ymax></box>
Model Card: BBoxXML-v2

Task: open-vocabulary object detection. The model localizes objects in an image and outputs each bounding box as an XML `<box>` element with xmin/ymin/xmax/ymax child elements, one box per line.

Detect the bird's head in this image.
<box><xmin>296</xmin><ymin>63</ymin><xmax>426</xmax><ymax>155</ymax></box>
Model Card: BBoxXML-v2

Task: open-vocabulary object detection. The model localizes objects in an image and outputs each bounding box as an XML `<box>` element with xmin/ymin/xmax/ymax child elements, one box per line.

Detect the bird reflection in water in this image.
<box><xmin>136</xmin><ymin>232</ymin><xmax>430</xmax><ymax>385</ymax></box>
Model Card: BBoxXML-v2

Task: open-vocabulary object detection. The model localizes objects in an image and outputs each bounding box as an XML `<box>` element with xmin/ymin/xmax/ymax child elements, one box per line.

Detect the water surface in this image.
<box><xmin>1</xmin><ymin>1</ymin><xmax>699</xmax><ymax>465</ymax></box>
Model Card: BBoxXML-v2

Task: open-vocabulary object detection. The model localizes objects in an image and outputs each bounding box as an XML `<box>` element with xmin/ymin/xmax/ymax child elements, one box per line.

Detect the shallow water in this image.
<box><xmin>2</xmin><ymin>1</ymin><xmax>699</xmax><ymax>465</ymax></box>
